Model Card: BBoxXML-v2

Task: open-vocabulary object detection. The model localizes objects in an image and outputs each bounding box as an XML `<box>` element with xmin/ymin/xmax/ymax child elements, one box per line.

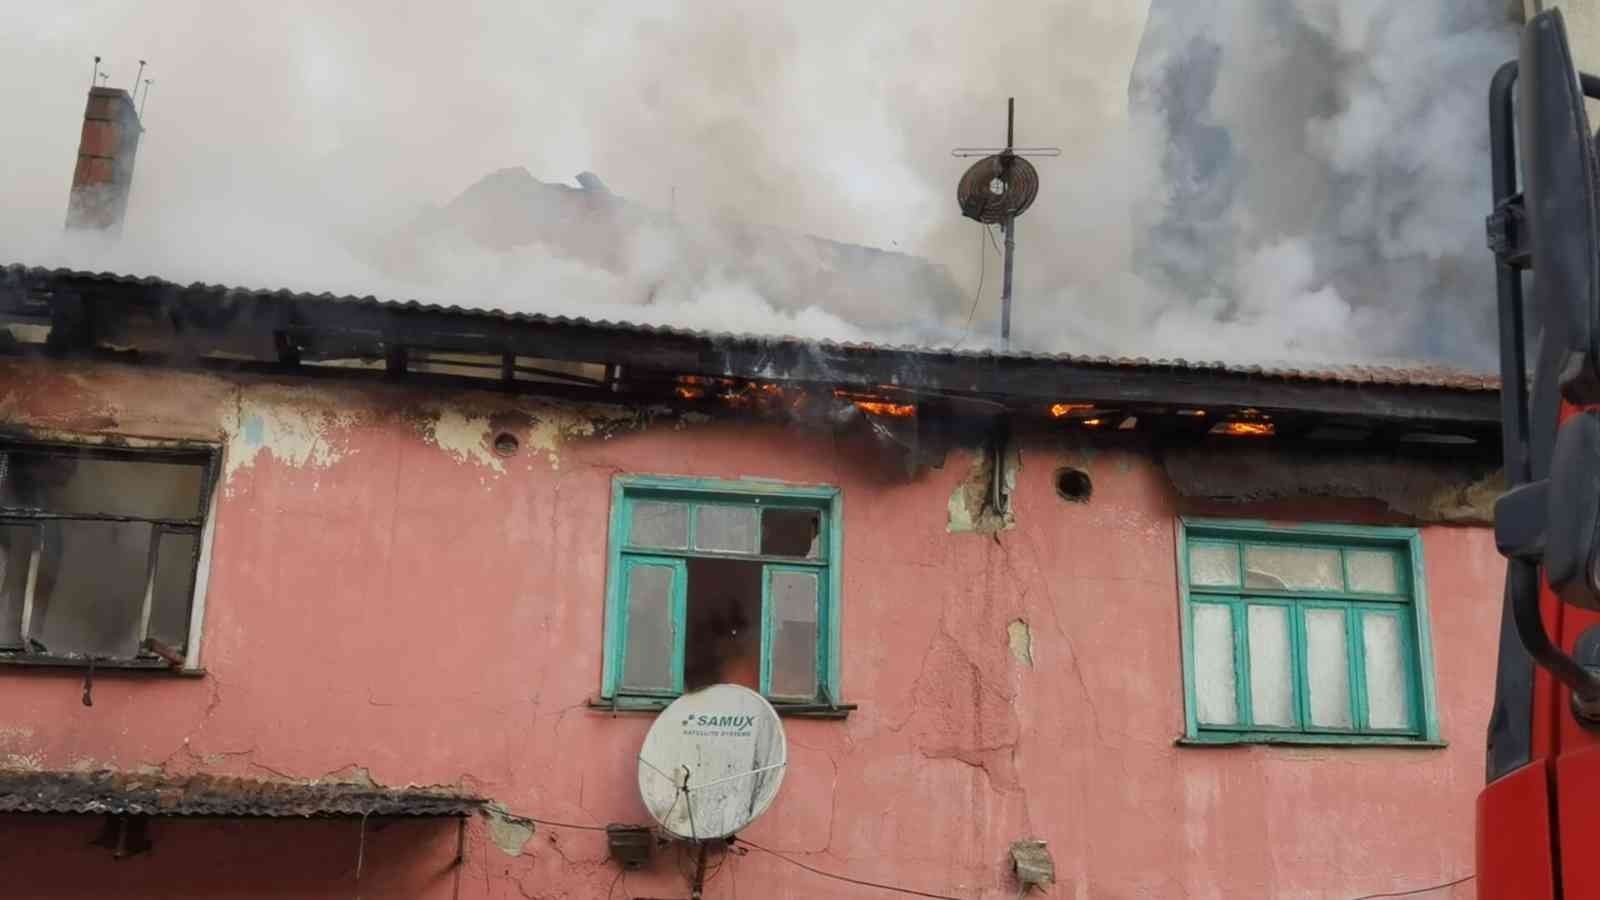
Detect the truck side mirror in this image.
<box><xmin>1547</xmin><ymin>412</ymin><xmax>1600</xmax><ymax>608</ymax></box>
<box><xmin>1521</xmin><ymin>8</ymin><xmax>1600</xmax><ymax>403</ymax></box>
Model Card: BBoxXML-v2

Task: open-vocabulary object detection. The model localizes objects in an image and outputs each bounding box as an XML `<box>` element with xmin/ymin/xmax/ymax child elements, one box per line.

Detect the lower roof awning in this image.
<box><xmin>0</xmin><ymin>769</ymin><xmax>485</xmax><ymax>818</ymax></box>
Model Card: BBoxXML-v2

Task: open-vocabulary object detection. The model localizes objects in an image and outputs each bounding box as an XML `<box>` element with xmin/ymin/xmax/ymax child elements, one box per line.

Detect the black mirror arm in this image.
<box><xmin>1508</xmin><ymin>558</ymin><xmax>1600</xmax><ymax>719</ymax></box>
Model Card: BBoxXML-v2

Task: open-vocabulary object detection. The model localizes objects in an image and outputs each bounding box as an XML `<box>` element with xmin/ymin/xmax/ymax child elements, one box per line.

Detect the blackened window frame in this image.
<box><xmin>599</xmin><ymin>474</ymin><xmax>844</xmax><ymax>712</ymax></box>
<box><xmin>0</xmin><ymin>436</ymin><xmax>220</xmax><ymax>672</ymax></box>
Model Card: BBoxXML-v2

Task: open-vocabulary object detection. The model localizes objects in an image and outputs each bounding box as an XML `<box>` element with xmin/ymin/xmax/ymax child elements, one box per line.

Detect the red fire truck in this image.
<box><xmin>1480</xmin><ymin>8</ymin><xmax>1600</xmax><ymax>896</ymax></box>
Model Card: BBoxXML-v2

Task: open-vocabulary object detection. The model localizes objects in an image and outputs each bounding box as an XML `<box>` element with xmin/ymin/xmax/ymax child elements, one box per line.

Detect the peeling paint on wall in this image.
<box><xmin>224</xmin><ymin>390</ymin><xmax>357</xmax><ymax>482</ymax></box>
<box><xmin>1008</xmin><ymin>619</ymin><xmax>1034</xmax><ymax>667</ymax></box>
<box><xmin>482</xmin><ymin>802</ymin><xmax>536</xmax><ymax>856</ymax></box>
<box><xmin>421</xmin><ymin>400</ymin><xmax>644</xmax><ymax>473</ymax></box>
<box><xmin>521</xmin><ymin>402</ymin><xmax>642</xmax><ymax>470</ymax></box>
<box><xmin>948</xmin><ymin>446</ymin><xmax>1021</xmax><ymax>534</ymax></box>
<box><xmin>1163</xmin><ymin>446</ymin><xmax>1501</xmax><ymax>524</ymax></box>
<box><xmin>426</xmin><ymin>409</ymin><xmax>506</xmax><ymax>474</ymax></box>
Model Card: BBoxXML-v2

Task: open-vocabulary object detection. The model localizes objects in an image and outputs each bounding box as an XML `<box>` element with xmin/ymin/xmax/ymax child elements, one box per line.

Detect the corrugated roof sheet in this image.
<box><xmin>2</xmin><ymin>264</ymin><xmax>1498</xmax><ymax>392</ymax></box>
<box><xmin>0</xmin><ymin>769</ymin><xmax>484</xmax><ymax>818</ymax></box>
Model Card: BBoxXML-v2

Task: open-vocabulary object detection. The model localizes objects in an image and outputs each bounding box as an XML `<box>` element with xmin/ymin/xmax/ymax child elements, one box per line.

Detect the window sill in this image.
<box><xmin>588</xmin><ymin>697</ymin><xmax>855</xmax><ymax>719</ymax></box>
<box><xmin>1177</xmin><ymin>732</ymin><xmax>1445</xmax><ymax>748</ymax></box>
<box><xmin>0</xmin><ymin>653</ymin><xmax>204</xmax><ymax>676</ymax></box>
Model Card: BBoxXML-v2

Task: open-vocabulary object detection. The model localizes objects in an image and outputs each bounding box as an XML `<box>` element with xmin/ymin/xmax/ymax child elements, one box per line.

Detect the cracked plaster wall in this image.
<box><xmin>0</xmin><ymin>357</ymin><xmax>1498</xmax><ymax>899</ymax></box>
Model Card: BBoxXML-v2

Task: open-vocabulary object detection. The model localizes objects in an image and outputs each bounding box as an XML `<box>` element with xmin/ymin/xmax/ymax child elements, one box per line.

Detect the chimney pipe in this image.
<box><xmin>65</xmin><ymin>86</ymin><xmax>143</xmax><ymax>232</ymax></box>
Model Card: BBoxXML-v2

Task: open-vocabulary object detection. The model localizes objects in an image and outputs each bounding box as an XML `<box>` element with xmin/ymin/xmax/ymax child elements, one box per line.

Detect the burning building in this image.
<box><xmin>0</xmin><ymin>255</ymin><xmax>1503</xmax><ymax>897</ymax></box>
<box><xmin>0</xmin><ymin>63</ymin><xmax>1508</xmax><ymax>898</ymax></box>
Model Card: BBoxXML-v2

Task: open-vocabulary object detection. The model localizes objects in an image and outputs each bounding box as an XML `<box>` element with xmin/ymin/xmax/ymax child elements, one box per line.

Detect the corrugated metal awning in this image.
<box><xmin>0</xmin><ymin>769</ymin><xmax>484</xmax><ymax>818</ymax></box>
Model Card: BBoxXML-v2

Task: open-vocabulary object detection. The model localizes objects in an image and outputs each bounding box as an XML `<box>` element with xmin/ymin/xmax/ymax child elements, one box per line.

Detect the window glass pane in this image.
<box><xmin>761</xmin><ymin>509</ymin><xmax>821</xmax><ymax>559</ymax></box>
<box><xmin>1189</xmin><ymin>543</ymin><xmax>1239</xmax><ymax>587</ymax></box>
<box><xmin>1193</xmin><ymin>604</ymin><xmax>1238</xmax><ymax>726</ymax></box>
<box><xmin>694</xmin><ymin>505</ymin><xmax>758</xmax><ymax>554</ymax></box>
<box><xmin>621</xmin><ymin>564</ymin><xmax>677</xmax><ymax>691</ymax></box>
<box><xmin>1346</xmin><ymin>549</ymin><xmax>1401</xmax><ymax>594</ymax></box>
<box><xmin>1248</xmin><ymin>605</ymin><xmax>1295</xmax><ymax>727</ymax></box>
<box><xmin>0</xmin><ymin>451</ymin><xmax>204</xmax><ymax>520</ymax></box>
<box><xmin>0</xmin><ymin>525</ymin><xmax>33</xmax><ymax>648</ymax></box>
<box><xmin>1363</xmin><ymin>612</ymin><xmax>1411</xmax><ymax>729</ymax></box>
<box><xmin>629</xmin><ymin>501</ymin><xmax>688</xmax><ymax>550</ymax></box>
<box><xmin>30</xmin><ymin>521</ymin><xmax>152</xmax><ymax>659</ymax></box>
<box><xmin>148</xmin><ymin>531</ymin><xmax>199</xmax><ymax>651</ymax></box>
<box><xmin>1304</xmin><ymin>608</ymin><xmax>1353</xmax><ymax>727</ymax></box>
<box><xmin>1245</xmin><ymin>545</ymin><xmax>1342</xmax><ymax>591</ymax></box>
<box><xmin>769</xmin><ymin>571</ymin><xmax>820</xmax><ymax>699</ymax></box>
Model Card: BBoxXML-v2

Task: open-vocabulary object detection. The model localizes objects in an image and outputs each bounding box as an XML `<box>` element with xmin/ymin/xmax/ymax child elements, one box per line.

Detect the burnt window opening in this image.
<box><xmin>608</xmin><ymin>482</ymin><xmax>834</xmax><ymax>706</ymax></box>
<box><xmin>683</xmin><ymin>558</ymin><xmax>763</xmax><ymax>691</ymax></box>
<box><xmin>0</xmin><ymin>443</ymin><xmax>214</xmax><ymax>666</ymax></box>
<box><xmin>1055</xmin><ymin>467</ymin><xmax>1093</xmax><ymax>503</ymax></box>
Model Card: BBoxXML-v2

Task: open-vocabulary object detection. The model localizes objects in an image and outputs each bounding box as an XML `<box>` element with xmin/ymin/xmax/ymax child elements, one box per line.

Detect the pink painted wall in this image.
<box><xmin>0</xmin><ymin>358</ymin><xmax>1495</xmax><ymax>899</ymax></box>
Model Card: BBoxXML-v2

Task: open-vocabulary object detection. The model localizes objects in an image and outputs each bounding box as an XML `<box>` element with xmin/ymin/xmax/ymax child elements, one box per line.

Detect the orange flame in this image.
<box><xmin>833</xmin><ymin>388</ymin><xmax>916</xmax><ymax>417</ymax></box>
<box><xmin>1050</xmin><ymin>402</ymin><xmax>1096</xmax><ymax>418</ymax></box>
<box><xmin>854</xmin><ymin>400</ymin><xmax>917</xmax><ymax>417</ymax></box>
<box><xmin>1177</xmin><ymin>408</ymin><xmax>1207</xmax><ymax>417</ymax></box>
<box><xmin>1081</xmin><ymin>417</ymin><xmax>1105</xmax><ymax>427</ymax></box>
<box><xmin>1215</xmin><ymin>421</ymin><xmax>1275</xmax><ymax>437</ymax></box>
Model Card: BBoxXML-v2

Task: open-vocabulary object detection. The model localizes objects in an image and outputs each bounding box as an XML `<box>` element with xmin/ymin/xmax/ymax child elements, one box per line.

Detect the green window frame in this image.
<box><xmin>600</xmin><ymin>475</ymin><xmax>843</xmax><ymax>709</ymax></box>
<box><xmin>1176</xmin><ymin>518</ymin><xmax>1442</xmax><ymax>746</ymax></box>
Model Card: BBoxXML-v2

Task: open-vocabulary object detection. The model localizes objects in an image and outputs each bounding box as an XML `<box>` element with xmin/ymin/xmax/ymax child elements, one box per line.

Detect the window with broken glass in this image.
<box><xmin>601</xmin><ymin>476</ymin><xmax>841</xmax><ymax>709</ymax></box>
<box><xmin>1177</xmin><ymin>520</ymin><xmax>1440</xmax><ymax>745</ymax></box>
<box><xmin>0</xmin><ymin>441</ymin><xmax>216</xmax><ymax>669</ymax></box>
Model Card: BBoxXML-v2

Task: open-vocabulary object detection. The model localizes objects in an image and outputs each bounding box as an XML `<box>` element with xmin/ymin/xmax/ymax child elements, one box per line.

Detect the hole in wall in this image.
<box><xmin>1055</xmin><ymin>467</ymin><xmax>1092</xmax><ymax>503</ymax></box>
<box><xmin>493</xmin><ymin>433</ymin><xmax>520</xmax><ymax>457</ymax></box>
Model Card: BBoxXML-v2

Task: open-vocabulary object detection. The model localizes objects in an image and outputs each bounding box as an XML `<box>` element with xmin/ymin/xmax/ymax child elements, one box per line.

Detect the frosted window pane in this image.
<box><xmin>1346</xmin><ymin>550</ymin><xmax>1400</xmax><ymax>594</ymax></box>
<box><xmin>1193</xmin><ymin>604</ymin><xmax>1238</xmax><ymax>726</ymax></box>
<box><xmin>769</xmin><ymin>571</ymin><xmax>819</xmax><ymax>699</ymax></box>
<box><xmin>1245</xmin><ymin>546</ymin><xmax>1342</xmax><ymax>591</ymax></box>
<box><xmin>1363</xmin><ymin>613</ymin><xmax>1411</xmax><ymax>729</ymax></box>
<box><xmin>1305</xmin><ymin>608</ymin><xmax>1353</xmax><ymax>727</ymax></box>
<box><xmin>630</xmin><ymin>502</ymin><xmax>687</xmax><ymax>549</ymax></box>
<box><xmin>1189</xmin><ymin>544</ymin><xmax>1239</xmax><ymax>586</ymax></box>
<box><xmin>1248</xmin><ymin>606</ymin><xmax>1294</xmax><ymax>727</ymax></box>
<box><xmin>694</xmin><ymin>505</ymin><xmax>758</xmax><ymax>554</ymax></box>
<box><xmin>622</xmin><ymin>564</ymin><xmax>676</xmax><ymax>691</ymax></box>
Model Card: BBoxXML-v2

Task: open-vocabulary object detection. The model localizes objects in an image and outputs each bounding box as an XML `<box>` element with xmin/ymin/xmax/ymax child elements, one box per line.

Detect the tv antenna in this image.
<box><xmin>89</xmin><ymin>56</ymin><xmax>101</xmax><ymax>91</ymax></box>
<box><xmin>952</xmin><ymin>98</ymin><xmax>1059</xmax><ymax>347</ymax></box>
<box><xmin>131</xmin><ymin>60</ymin><xmax>145</xmax><ymax>93</ymax></box>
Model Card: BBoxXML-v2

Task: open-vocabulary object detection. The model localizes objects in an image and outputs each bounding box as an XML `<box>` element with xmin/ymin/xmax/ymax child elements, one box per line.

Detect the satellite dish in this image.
<box><xmin>637</xmin><ymin>684</ymin><xmax>787</xmax><ymax>840</ymax></box>
<box><xmin>957</xmin><ymin>153</ymin><xmax>1039</xmax><ymax>224</ymax></box>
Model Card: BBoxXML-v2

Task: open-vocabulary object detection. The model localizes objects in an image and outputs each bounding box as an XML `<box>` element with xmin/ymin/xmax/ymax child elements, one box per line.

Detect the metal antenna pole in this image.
<box><xmin>1000</xmin><ymin>98</ymin><xmax>1016</xmax><ymax>346</ymax></box>
<box><xmin>1001</xmin><ymin>214</ymin><xmax>1015</xmax><ymax>346</ymax></box>
<box><xmin>132</xmin><ymin>60</ymin><xmax>146</xmax><ymax>93</ymax></box>
<box><xmin>139</xmin><ymin>80</ymin><xmax>152</xmax><ymax>119</ymax></box>
<box><xmin>952</xmin><ymin>95</ymin><xmax>1055</xmax><ymax>349</ymax></box>
<box><xmin>90</xmin><ymin>56</ymin><xmax>101</xmax><ymax>91</ymax></box>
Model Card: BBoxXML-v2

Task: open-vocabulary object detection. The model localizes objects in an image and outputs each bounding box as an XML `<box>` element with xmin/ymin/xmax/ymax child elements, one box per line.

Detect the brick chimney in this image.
<box><xmin>65</xmin><ymin>87</ymin><xmax>143</xmax><ymax>231</ymax></box>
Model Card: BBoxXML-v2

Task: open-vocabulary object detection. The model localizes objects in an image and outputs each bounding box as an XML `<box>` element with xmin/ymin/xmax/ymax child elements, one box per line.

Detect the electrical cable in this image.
<box><xmin>607</xmin><ymin>867</ymin><xmax>627</xmax><ymax>900</ymax></box>
<box><xmin>1346</xmin><ymin>874</ymin><xmax>1474</xmax><ymax>899</ymax></box>
<box><xmin>951</xmin><ymin>223</ymin><xmax>991</xmax><ymax>350</ymax></box>
<box><xmin>733</xmin><ymin>837</ymin><xmax>965</xmax><ymax>900</ymax></box>
<box><xmin>523</xmin><ymin>816</ymin><xmax>610</xmax><ymax>833</ymax></box>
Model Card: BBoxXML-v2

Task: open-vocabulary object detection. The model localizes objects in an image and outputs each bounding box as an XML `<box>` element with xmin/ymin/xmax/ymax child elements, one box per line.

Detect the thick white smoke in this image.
<box><xmin>0</xmin><ymin>1</ymin><xmax>1516</xmax><ymax>366</ymax></box>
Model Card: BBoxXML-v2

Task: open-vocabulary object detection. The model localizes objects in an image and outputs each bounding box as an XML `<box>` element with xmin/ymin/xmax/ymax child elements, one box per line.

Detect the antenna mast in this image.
<box><xmin>952</xmin><ymin>97</ymin><xmax>1059</xmax><ymax>347</ymax></box>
